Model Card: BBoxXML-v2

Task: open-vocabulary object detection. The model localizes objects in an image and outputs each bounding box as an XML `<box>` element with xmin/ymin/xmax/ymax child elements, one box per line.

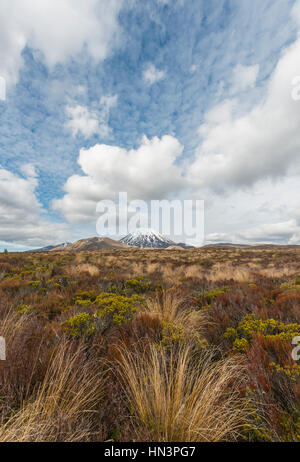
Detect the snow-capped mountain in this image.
<box><xmin>120</xmin><ymin>229</ymin><xmax>176</xmax><ymax>248</ymax></box>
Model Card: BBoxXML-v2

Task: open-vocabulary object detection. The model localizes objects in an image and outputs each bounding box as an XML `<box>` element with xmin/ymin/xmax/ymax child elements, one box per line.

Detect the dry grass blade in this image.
<box><xmin>144</xmin><ymin>290</ymin><xmax>205</xmax><ymax>334</ymax></box>
<box><xmin>0</xmin><ymin>339</ymin><xmax>105</xmax><ymax>442</ymax></box>
<box><xmin>117</xmin><ymin>343</ymin><xmax>252</xmax><ymax>442</ymax></box>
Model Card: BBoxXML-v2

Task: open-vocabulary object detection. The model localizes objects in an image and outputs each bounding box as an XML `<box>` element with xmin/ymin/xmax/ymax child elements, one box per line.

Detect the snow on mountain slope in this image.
<box><xmin>120</xmin><ymin>228</ymin><xmax>176</xmax><ymax>248</ymax></box>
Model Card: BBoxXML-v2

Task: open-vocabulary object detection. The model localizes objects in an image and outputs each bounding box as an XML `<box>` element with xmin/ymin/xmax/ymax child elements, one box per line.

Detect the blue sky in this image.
<box><xmin>1</xmin><ymin>0</ymin><xmax>300</xmax><ymax>249</ymax></box>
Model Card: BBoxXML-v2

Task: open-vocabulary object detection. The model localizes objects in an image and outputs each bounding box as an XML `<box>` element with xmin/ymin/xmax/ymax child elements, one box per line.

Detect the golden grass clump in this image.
<box><xmin>0</xmin><ymin>339</ymin><xmax>105</xmax><ymax>442</ymax></box>
<box><xmin>207</xmin><ymin>263</ymin><xmax>253</xmax><ymax>282</ymax></box>
<box><xmin>117</xmin><ymin>344</ymin><xmax>251</xmax><ymax>442</ymax></box>
<box><xmin>66</xmin><ymin>263</ymin><xmax>100</xmax><ymax>277</ymax></box>
<box><xmin>144</xmin><ymin>290</ymin><xmax>204</xmax><ymax>335</ymax></box>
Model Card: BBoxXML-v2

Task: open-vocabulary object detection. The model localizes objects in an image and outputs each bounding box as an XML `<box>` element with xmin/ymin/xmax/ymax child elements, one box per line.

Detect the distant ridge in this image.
<box><xmin>204</xmin><ymin>243</ymin><xmax>300</xmax><ymax>249</ymax></box>
<box><xmin>204</xmin><ymin>243</ymin><xmax>249</xmax><ymax>248</ymax></box>
<box><xmin>33</xmin><ymin>242</ymin><xmax>71</xmax><ymax>252</ymax></box>
<box><xmin>50</xmin><ymin>237</ymin><xmax>133</xmax><ymax>251</ymax></box>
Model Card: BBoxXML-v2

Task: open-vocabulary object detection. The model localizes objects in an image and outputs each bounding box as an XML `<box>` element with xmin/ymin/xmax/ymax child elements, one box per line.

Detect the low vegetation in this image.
<box><xmin>0</xmin><ymin>246</ymin><xmax>300</xmax><ymax>441</ymax></box>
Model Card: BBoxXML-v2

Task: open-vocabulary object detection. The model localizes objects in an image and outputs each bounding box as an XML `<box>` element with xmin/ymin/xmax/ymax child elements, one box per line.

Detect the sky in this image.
<box><xmin>1</xmin><ymin>0</ymin><xmax>300</xmax><ymax>249</ymax></box>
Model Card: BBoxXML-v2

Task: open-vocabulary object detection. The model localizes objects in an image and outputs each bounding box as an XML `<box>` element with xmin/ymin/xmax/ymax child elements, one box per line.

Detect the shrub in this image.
<box><xmin>61</xmin><ymin>313</ymin><xmax>97</xmax><ymax>338</ymax></box>
<box><xmin>27</xmin><ymin>280</ymin><xmax>41</xmax><ymax>288</ymax></box>
<box><xmin>161</xmin><ymin>321</ymin><xmax>185</xmax><ymax>347</ymax></box>
<box><xmin>16</xmin><ymin>304</ymin><xmax>33</xmax><ymax>314</ymax></box>
<box><xmin>96</xmin><ymin>293</ymin><xmax>143</xmax><ymax>326</ymax></box>
<box><xmin>197</xmin><ymin>286</ymin><xmax>229</xmax><ymax>305</ymax></box>
<box><xmin>225</xmin><ymin>314</ymin><xmax>300</xmax><ymax>349</ymax></box>
<box><xmin>75</xmin><ymin>291</ymin><xmax>97</xmax><ymax>302</ymax></box>
<box><xmin>125</xmin><ymin>277</ymin><xmax>152</xmax><ymax>294</ymax></box>
<box><xmin>233</xmin><ymin>338</ymin><xmax>249</xmax><ymax>353</ymax></box>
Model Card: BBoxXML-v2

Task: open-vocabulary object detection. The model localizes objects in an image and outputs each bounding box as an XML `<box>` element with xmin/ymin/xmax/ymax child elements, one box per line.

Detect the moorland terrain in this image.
<box><xmin>0</xmin><ymin>244</ymin><xmax>300</xmax><ymax>441</ymax></box>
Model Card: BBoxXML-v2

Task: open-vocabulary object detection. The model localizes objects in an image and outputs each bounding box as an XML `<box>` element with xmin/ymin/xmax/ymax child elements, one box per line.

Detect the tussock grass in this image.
<box><xmin>258</xmin><ymin>267</ymin><xmax>297</xmax><ymax>279</ymax></box>
<box><xmin>0</xmin><ymin>309</ymin><xmax>28</xmax><ymax>341</ymax></box>
<box><xmin>117</xmin><ymin>344</ymin><xmax>251</xmax><ymax>441</ymax></box>
<box><xmin>207</xmin><ymin>264</ymin><xmax>253</xmax><ymax>282</ymax></box>
<box><xmin>0</xmin><ymin>339</ymin><xmax>105</xmax><ymax>442</ymax></box>
<box><xmin>144</xmin><ymin>290</ymin><xmax>204</xmax><ymax>334</ymax></box>
<box><xmin>66</xmin><ymin>263</ymin><xmax>100</xmax><ymax>277</ymax></box>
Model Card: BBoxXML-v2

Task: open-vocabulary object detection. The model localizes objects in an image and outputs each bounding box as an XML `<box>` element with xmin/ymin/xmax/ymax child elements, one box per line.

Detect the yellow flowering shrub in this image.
<box><xmin>125</xmin><ymin>277</ymin><xmax>152</xmax><ymax>294</ymax></box>
<box><xmin>161</xmin><ymin>321</ymin><xmax>185</xmax><ymax>347</ymax></box>
<box><xmin>269</xmin><ymin>362</ymin><xmax>300</xmax><ymax>382</ymax></box>
<box><xmin>225</xmin><ymin>314</ymin><xmax>300</xmax><ymax>348</ymax></box>
<box><xmin>61</xmin><ymin>312</ymin><xmax>97</xmax><ymax>338</ymax></box>
<box><xmin>96</xmin><ymin>293</ymin><xmax>143</xmax><ymax>326</ymax></box>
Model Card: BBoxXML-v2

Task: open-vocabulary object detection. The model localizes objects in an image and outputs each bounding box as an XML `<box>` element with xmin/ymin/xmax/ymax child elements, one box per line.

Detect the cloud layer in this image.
<box><xmin>0</xmin><ymin>0</ymin><xmax>123</xmax><ymax>85</ymax></box>
<box><xmin>1</xmin><ymin>0</ymin><xmax>300</xmax><ymax>246</ymax></box>
<box><xmin>189</xmin><ymin>35</ymin><xmax>300</xmax><ymax>192</ymax></box>
<box><xmin>53</xmin><ymin>3</ymin><xmax>300</xmax><ymax>244</ymax></box>
<box><xmin>0</xmin><ymin>166</ymin><xmax>70</xmax><ymax>247</ymax></box>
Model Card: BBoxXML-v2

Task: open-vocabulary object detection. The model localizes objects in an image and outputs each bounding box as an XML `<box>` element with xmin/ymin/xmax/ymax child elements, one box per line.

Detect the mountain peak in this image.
<box><xmin>120</xmin><ymin>229</ymin><xmax>175</xmax><ymax>248</ymax></box>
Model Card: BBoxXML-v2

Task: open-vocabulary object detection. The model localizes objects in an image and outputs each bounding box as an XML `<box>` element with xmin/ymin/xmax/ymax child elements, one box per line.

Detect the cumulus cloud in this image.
<box><xmin>143</xmin><ymin>64</ymin><xmax>166</xmax><ymax>85</ymax></box>
<box><xmin>188</xmin><ymin>30</ymin><xmax>300</xmax><ymax>192</ymax></box>
<box><xmin>65</xmin><ymin>94</ymin><xmax>118</xmax><ymax>139</ymax></box>
<box><xmin>0</xmin><ymin>0</ymin><xmax>123</xmax><ymax>85</ymax></box>
<box><xmin>0</xmin><ymin>166</ymin><xmax>70</xmax><ymax>247</ymax></box>
<box><xmin>52</xmin><ymin>135</ymin><xmax>184</xmax><ymax>223</ymax></box>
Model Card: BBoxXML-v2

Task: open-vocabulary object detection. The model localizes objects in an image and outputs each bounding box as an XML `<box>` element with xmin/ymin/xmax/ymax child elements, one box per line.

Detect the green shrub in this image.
<box><xmin>125</xmin><ymin>277</ymin><xmax>152</xmax><ymax>294</ymax></box>
<box><xmin>61</xmin><ymin>312</ymin><xmax>97</xmax><ymax>338</ymax></box>
<box><xmin>197</xmin><ymin>286</ymin><xmax>229</xmax><ymax>305</ymax></box>
<box><xmin>75</xmin><ymin>291</ymin><xmax>97</xmax><ymax>302</ymax></box>
<box><xmin>96</xmin><ymin>293</ymin><xmax>143</xmax><ymax>326</ymax></box>
<box><xmin>27</xmin><ymin>280</ymin><xmax>41</xmax><ymax>288</ymax></box>
<box><xmin>16</xmin><ymin>304</ymin><xmax>33</xmax><ymax>314</ymax></box>
<box><xmin>225</xmin><ymin>314</ymin><xmax>300</xmax><ymax>348</ymax></box>
<box><xmin>233</xmin><ymin>337</ymin><xmax>249</xmax><ymax>353</ymax></box>
<box><xmin>161</xmin><ymin>321</ymin><xmax>185</xmax><ymax>347</ymax></box>
<box><xmin>224</xmin><ymin>328</ymin><xmax>237</xmax><ymax>341</ymax></box>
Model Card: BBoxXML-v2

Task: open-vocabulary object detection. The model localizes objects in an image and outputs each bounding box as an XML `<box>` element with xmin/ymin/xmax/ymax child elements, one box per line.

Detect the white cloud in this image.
<box><xmin>0</xmin><ymin>167</ymin><xmax>70</xmax><ymax>247</ymax></box>
<box><xmin>230</xmin><ymin>64</ymin><xmax>260</xmax><ymax>93</ymax></box>
<box><xmin>20</xmin><ymin>163</ymin><xmax>38</xmax><ymax>178</ymax></box>
<box><xmin>189</xmin><ymin>32</ymin><xmax>300</xmax><ymax>192</ymax></box>
<box><xmin>143</xmin><ymin>64</ymin><xmax>166</xmax><ymax>85</ymax></box>
<box><xmin>52</xmin><ymin>135</ymin><xmax>184</xmax><ymax>223</ymax></box>
<box><xmin>0</xmin><ymin>0</ymin><xmax>123</xmax><ymax>85</ymax></box>
<box><xmin>65</xmin><ymin>105</ymin><xmax>101</xmax><ymax>139</ymax></box>
<box><xmin>237</xmin><ymin>220</ymin><xmax>300</xmax><ymax>244</ymax></box>
<box><xmin>65</xmin><ymin>94</ymin><xmax>118</xmax><ymax>138</ymax></box>
<box><xmin>292</xmin><ymin>0</ymin><xmax>300</xmax><ymax>26</ymax></box>
<box><xmin>206</xmin><ymin>220</ymin><xmax>300</xmax><ymax>245</ymax></box>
